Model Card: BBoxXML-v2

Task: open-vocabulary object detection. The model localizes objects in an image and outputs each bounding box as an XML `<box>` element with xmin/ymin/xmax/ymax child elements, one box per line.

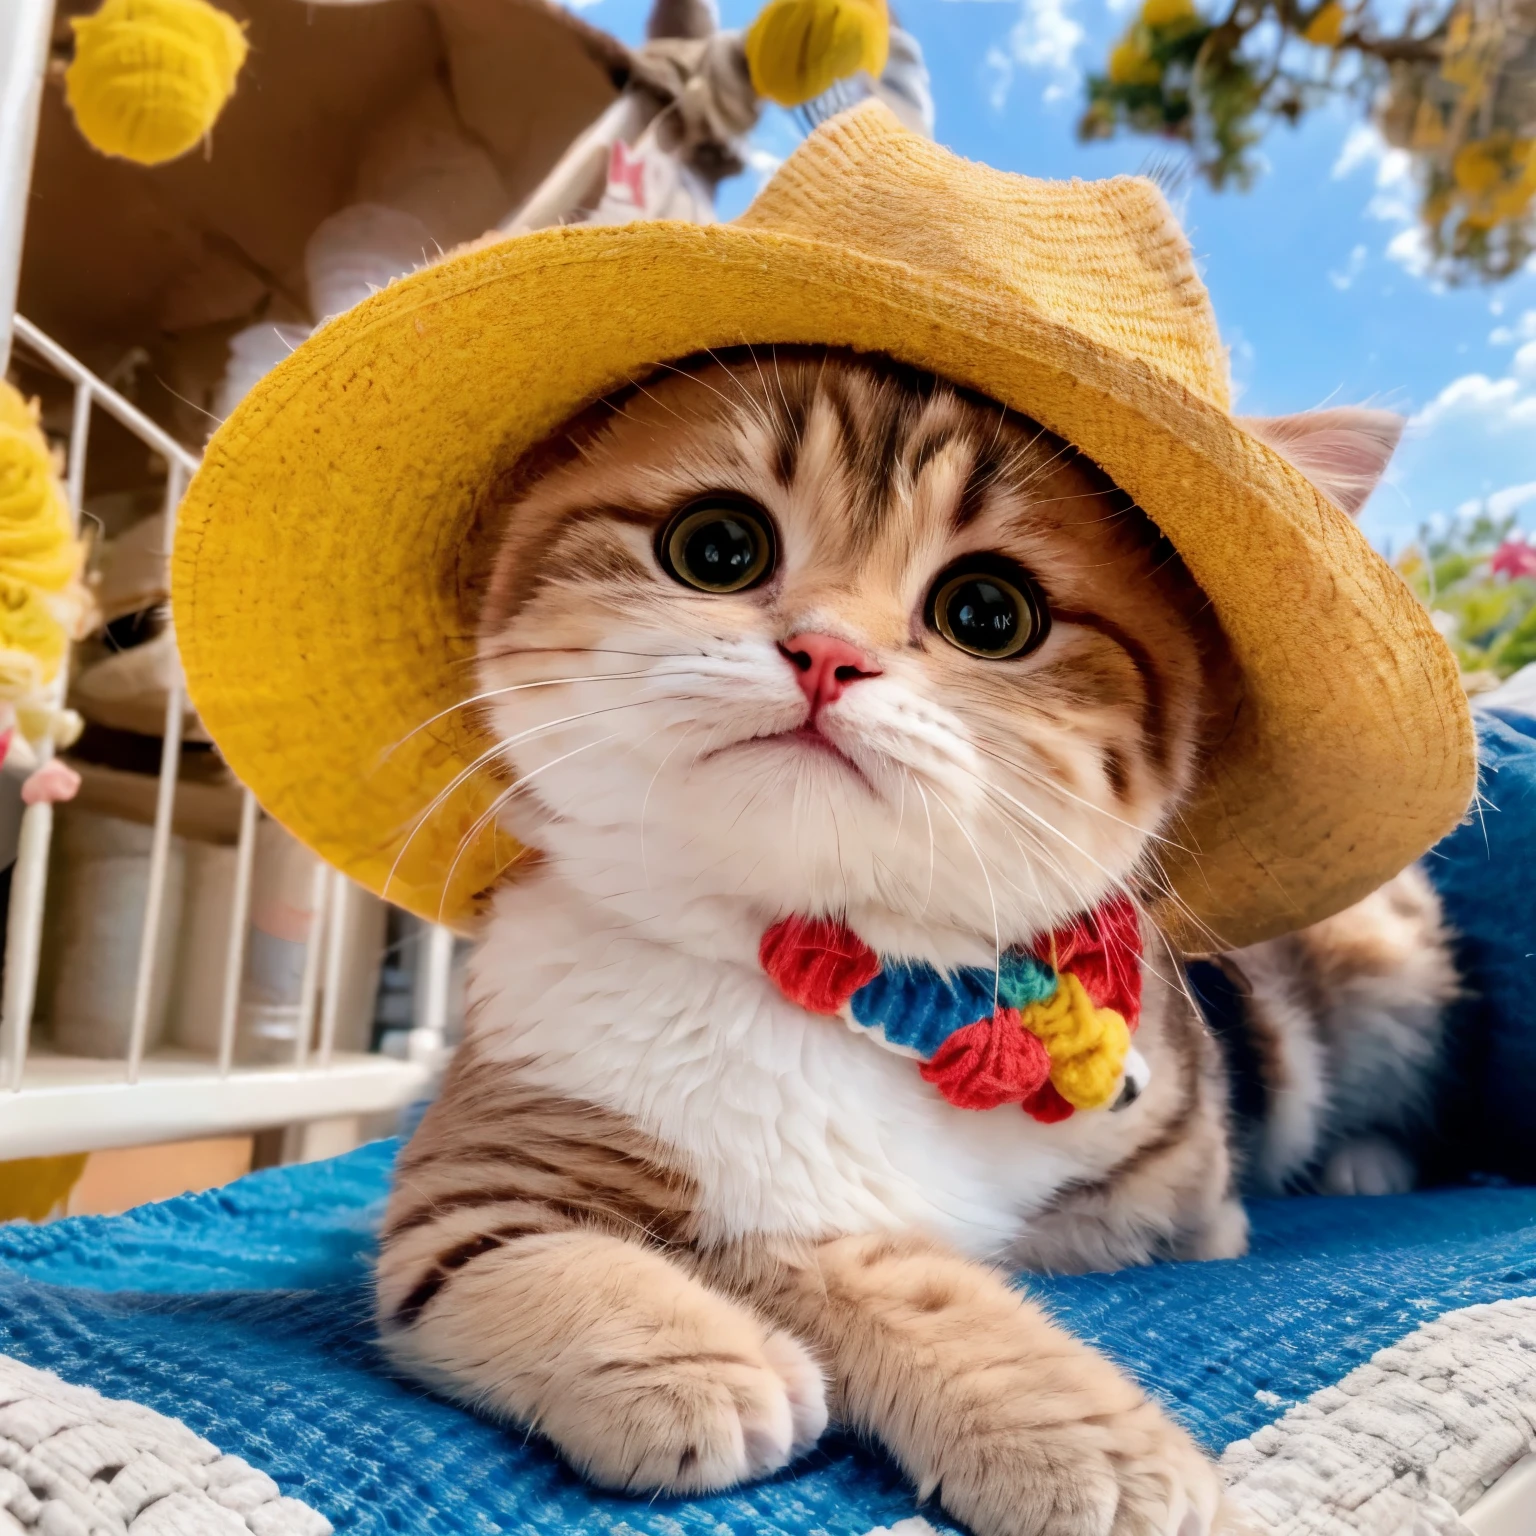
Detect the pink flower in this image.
<box><xmin>1490</xmin><ymin>539</ymin><xmax>1536</xmax><ymax>579</ymax></box>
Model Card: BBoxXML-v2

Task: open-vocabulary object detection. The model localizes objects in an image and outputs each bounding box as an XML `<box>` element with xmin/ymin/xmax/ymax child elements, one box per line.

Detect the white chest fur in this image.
<box><xmin>469</xmin><ymin>870</ymin><xmax>1134</xmax><ymax>1260</ymax></box>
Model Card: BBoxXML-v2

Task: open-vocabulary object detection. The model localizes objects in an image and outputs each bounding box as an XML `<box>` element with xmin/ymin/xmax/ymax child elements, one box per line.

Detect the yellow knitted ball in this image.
<box><xmin>0</xmin><ymin>400</ymin><xmax>80</xmax><ymax>596</ymax></box>
<box><xmin>0</xmin><ymin>651</ymin><xmax>46</xmax><ymax>705</ymax></box>
<box><xmin>0</xmin><ymin>579</ymin><xmax>66</xmax><ymax>688</ymax></box>
<box><xmin>66</xmin><ymin>0</ymin><xmax>248</xmax><ymax>167</ymax></box>
<box><xmin>1019</xmin><ymin>973</ymin><xmax>1132</xmax><ymax>1111</ymax></box>
<box><xmin>0</xmin><ymin>384</ymin><xmax>43</xmax><ymax>439</ymax></box>
<box><xmin>744</xmin><ymin>0</ymin><xmax>890</xmax><ymax>109</ymax></box>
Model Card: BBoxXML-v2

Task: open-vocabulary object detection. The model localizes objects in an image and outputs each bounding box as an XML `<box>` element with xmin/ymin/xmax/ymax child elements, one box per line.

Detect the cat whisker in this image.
<box><xmin>968</xmin><ymin>736</ymin><xmax>1192</xmax><ymax>854</ymax></box>
<box><xmin>651</xmin><ymin>358</ymin><xmax>777</xmax><ymax>442</ymax></box>
<box><xmin>640</xmin><ymin>726</ymin><xmax>699</xmax><ymax>890</ymax></box>
<box><xmin>479</xmin><ymin>643</ymin><xmax>708</xmax><ymax>664</ymax></box>
<box><xmin>967</xmin><ymin>772</ymin><xmax>1132</xmax><ymax>916</ymax></box>
<box><xmin>926</xmin><ymin>785</ymin><xmax>1004</xmax><ymax>1002</ymax></box>
<box><xmin>385</xmin><ymin>697</ymin><xmax>688</xmax><ymax>902</ymax></box>
<box><xmin>970</xmin><ymin>790</ymin><xmax>1102</xmax><ymax>924</ymax></box>
<box><xmin>618</xmin><ymin>371</ymin><xmax>690</xmax><ymax>426</ymax></box>
<box><xmin>907</xmin><ymin>771</ymin><xmax>938</xmax><ymax>914</ymax></box>
<box><xmin>379</xmin><ymin>671</ymin><xmax>662</xmax><ymax>764</ymax></box>
<box><xmin>435</xmin><ymin>733</ymin><xmax>622</xmax><ymax>922</ymax></box>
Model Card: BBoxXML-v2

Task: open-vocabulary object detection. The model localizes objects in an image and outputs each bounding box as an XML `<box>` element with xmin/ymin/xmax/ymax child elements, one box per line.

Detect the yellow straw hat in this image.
<box><xmin>172</xmin><ymin>101</ymin><xmax>1474</xmax><ymax>947</ymax></box>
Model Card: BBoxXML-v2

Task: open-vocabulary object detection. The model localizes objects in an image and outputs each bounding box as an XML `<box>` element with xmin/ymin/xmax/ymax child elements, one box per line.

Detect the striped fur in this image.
<box><xmin>374</xmin><ymin>350</ymin><xmax>1428</xmax><ymax>1536</ymax></box>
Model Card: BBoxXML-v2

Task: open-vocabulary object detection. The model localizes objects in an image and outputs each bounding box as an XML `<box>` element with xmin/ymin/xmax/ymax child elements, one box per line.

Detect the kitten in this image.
<box><xmin>1191</xmin><ymin>864</ymin><xmax>1457</xmax><ymax>1200</ymax></box>
<box><xmin>376</xmin><ymin>349</ymin><xmax>1435</xmax><ymax>1536</ymax></box>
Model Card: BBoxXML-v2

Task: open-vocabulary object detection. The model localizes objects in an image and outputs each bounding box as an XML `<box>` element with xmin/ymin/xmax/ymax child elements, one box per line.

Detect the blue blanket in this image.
<box><xmin>1424</xmin><ymin>708</ymin><xmax>1536</xmax><ymax>1182</ymax></box>
<box><xmin>3</xmin><ymin>1141</ymin><xmax>1536</xmax><ymax>1534</ymax></box>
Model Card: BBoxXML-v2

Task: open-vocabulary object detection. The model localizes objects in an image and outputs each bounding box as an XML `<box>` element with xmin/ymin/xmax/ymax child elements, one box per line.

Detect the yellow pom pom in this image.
<box><xmin>745</xmin><ymin>0</ymin><xmax>890</xmax><ymax>109</ymax></box>
<box><xmin>66</xmin><ymin>0</ymin><xmax>248</xmax><ymax>167</ymax></box>
<box><xmin>0</xmin><ymin>382</ymin><xmax>45</xmax><ymax>441</ymax></box>
<box><xmin>1019</xmin><ymin>972</ymin><xmax>1132</xmax><ymax>1111</ymax></box>
<box><xmin>0</xmin><ymin>580</ymin><xmax>67</xmax><ymax>689</ymax></box>
<box><xmin>0</xmin><ymin>417</ymin><xmax>81</xmax><ymax>596</ymax></box>
<box><xmin>0</xmin><ymin>651</ymin><xmax>46</xmax><ymax>704</ymax></box>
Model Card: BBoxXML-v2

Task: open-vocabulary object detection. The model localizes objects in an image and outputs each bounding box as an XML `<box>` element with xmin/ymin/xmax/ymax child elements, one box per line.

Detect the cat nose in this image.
<box><xmin>778</xmin><ymin>633</ymin><xmax>882</xmax><ymax>715</ymax></box>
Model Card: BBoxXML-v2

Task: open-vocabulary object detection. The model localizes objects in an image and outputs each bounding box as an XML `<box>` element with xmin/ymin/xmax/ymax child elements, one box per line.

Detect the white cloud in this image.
<box><xmin>1384</xmin><ymin>224</ymin><xmax>1435</xmax><ymax>278</ymax></box>
<box><xmin>1328</xmin><ymin>243</ymin><xmax>1369</xmax><ymax>291</ymax></box>
<box><xmin>1409</xmin><ymin>373</ymin><xmax>1536</xmax><ymax>434</ymax></box>
<box><xmin>1488</xmin><ymin>481</ymin><xmax>1536</xmax><ymax>519</ymax></box>
<box><xmin>1490</xmin><ymin>309</ymin><xmax>1536</xmax><ymax>347</ymax></box>
<box><xmin>984</xmin><ymin>45</ymin><xmax>1015</xmax><ymax>110</ymax></box>
<box><xmin>1331</xmin><ymin>122</ymin><xmax>1443</xmax><ymax>281</ymax></box>
<box><xmin>1332</xmin><ymin>122</ymin><xmax>1382</xmax><ymax>180</ymax></box>
<box><xmin>986</xmin><ymin>0</ymin><xmax>1085</xmax><ymax>107</ymax></box>
<box><xmin>1363</xmin><ymin>346</ymin><xmax>1536</xmax><ymax>544</ymax></box>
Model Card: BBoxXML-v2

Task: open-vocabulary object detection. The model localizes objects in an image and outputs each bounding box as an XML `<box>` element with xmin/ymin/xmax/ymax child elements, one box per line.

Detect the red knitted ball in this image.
<box><xmin>1039</xmin><ymin>894</ymin><xmax>1142</xmax><ymax>1028</ymax></box>
<box><xmin>1020</xmin><ymin>1080</ymin><xmax>1076</xmax><ymax>1123</ymax></box>
<box><xmin>759</xmin><ymin>915</ymin><xmax>881</xmax><ymax>1015</ymax></box>
<box><xmin>919</xmin><ymin>1009</ymin><xmax>1053</xmax><ymax>1110</ymax></box>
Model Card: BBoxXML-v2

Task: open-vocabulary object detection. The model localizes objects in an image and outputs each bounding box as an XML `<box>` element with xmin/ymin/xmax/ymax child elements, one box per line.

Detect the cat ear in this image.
<box><xmin>1239</xmin><ymin>407</ymin><xmax>1404</xmax><ymax>517</ymax></box>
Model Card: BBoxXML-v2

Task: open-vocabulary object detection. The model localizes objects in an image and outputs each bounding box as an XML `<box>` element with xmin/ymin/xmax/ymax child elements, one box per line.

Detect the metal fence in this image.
<box><xmin>0</xmin><ymin>317</ymin><xmax>446</xmax><ymax>1161</ymax></box>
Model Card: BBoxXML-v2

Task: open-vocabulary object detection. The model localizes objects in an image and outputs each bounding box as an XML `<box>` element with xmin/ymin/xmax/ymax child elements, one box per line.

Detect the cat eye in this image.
<box><xmin>927</xmin><ymin>557</ymin><xmax>1049</xmax><ymax>660</ymax></box>
<box><xmin>657</xmin><ymin>500</ymin><xmax>776</xmax><ymax>594</ymax></box>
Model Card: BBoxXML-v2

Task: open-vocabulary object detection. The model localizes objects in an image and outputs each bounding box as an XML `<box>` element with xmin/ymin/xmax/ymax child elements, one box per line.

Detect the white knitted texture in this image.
<box><xmin>0</xmin><ymin>1355</ymin><xmax>331</xmax><ymax>1536</ymax></box>
<box><xmin>1221</xmin><ymin>1297</ymin><xmax>1536</xmax><ymax>1535</ymax></box>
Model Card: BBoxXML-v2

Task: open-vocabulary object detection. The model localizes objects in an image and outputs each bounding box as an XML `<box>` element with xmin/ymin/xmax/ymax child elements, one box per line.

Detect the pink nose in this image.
<box><xmin>779</xmin><ymin>632</ymin><xmax>882</xmax><ymax>715</ymax></box>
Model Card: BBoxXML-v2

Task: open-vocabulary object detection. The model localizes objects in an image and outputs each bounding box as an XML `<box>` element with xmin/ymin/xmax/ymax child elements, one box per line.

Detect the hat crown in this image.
<box><xmin>738</xmin><ymin>102</ymin><xmax>1230</xmax><ymax>412</ymax></box>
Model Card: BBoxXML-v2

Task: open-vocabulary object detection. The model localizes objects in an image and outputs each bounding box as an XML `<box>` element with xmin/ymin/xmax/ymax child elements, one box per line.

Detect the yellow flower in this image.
<box><xmin>1302</xmin><ymin>2</ymin><xmax>1346</xmax><ymax>47</ymax></box>
<box><xmin>1453</xmin><ymin>139</ymin><xmax>1504</xmax><ymax>196</ymax></box>
<box><xmin>744</xmin><ymin>0</ymin><xmax>889</xmax><ymax>108</ymax></box>
<box><xmin>1140</xmin><ymin>0</ymin><xmax>1198</xmax><ymax>27</ymax></box>
<box><xmin>1109</xmin><ymin>36</ymin><xmax>1163</xmax><ymax>86</ymax></box>
<box><xmin>66</xmin><ymin>0</ymin><xmax>247</xmax><ymax>167</ymax></box>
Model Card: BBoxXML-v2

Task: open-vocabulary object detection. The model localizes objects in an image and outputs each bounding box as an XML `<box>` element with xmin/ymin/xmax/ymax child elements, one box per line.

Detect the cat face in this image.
<box><xmin>472</xmin><ymin>349</ymin><xmax>1231</xmax><ymax>943</ymax></box>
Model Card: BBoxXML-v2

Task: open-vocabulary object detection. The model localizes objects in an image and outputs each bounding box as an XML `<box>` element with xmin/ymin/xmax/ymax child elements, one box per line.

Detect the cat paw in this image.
<box><xmin>550</xmin><ymin>1322</ymin><xmax>827</xmax><ymax>1496</ymax></box>
<box><xmin>1320</xmin><ymin>1135</ymin><xmax>1415</xmax><ymax>1196</ymax></box>
<box><xmin>937</xmin><ymin>1394</ymin><xmax>1226</xmax><ymax>1536</ymax></box>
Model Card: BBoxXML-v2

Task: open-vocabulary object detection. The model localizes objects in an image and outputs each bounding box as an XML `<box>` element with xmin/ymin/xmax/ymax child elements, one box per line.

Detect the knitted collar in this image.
<box><xmin>758</xmin><ymin>897</ymin><xmax>1146</xmax><ymax>1123</ymax></box>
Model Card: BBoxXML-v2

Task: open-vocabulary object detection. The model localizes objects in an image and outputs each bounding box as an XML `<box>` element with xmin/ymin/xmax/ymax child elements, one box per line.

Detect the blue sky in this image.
<box><xmin>575</xmin><ymin>0</ymin><xmax>1536</xmax><ymax>553</ymax></box>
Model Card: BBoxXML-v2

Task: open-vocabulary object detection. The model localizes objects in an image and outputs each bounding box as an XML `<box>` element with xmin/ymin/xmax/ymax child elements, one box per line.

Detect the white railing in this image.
<box><xmin>0</xmin><ymin>316</ymin><xmax>449</xmax><ymax>1160</ymax></box>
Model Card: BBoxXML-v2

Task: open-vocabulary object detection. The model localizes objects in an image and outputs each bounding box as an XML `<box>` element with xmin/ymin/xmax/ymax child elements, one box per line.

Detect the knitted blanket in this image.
<box><xmin>2</xmin><ymin>1142</ymin><xmax>1534</xmax><ymax>1535</ymax></box>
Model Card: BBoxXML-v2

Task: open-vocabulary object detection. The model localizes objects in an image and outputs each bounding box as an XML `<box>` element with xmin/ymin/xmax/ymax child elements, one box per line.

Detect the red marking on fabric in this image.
<box><xmin>0</xmin><ymin>728</ymin><xmax>11</xmax><ymax>772</ymax></box>
<box><xmin>759</xmin><ymin>916</ymin><xmax>880</xmax><ymax>1016</ymax></box>
<box><xmin>1038</xmin><ymin>895</ymin><xmax>1143</xmax><ymax>1029</ymax></box>
<box><xmin>919</xmin><ymin>1008</ymin><xmax>1053</xmax><ymax>1110</ymax></box>
<box><xmin>1020</xmin><ymin>1080</ymin><xmax>1076</xmax><ymax>1123</ymax></box>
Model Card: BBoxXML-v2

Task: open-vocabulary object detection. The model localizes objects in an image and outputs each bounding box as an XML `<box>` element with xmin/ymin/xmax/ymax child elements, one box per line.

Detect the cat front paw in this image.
<box><xmin>548</xmin><ymin>1322</ymin><xmax>827</xmax><ymax>1496</ymax></box>
<box><xmin>1320</xmin><ymin>1135</ymin><xmax>1416</xmax><ymax>1196</ymax></box>
<box><xmin>937</xmin><ymin>1394</ymin><xmax>1228</xmax><ymax>1536</ymax></box>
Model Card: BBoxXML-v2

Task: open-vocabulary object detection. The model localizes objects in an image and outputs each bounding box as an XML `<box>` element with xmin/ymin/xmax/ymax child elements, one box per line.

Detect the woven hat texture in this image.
<box><xmin>171</xmin><ymin>100</ymin><xmax>1474</xmax><ymax>946</ymax></box>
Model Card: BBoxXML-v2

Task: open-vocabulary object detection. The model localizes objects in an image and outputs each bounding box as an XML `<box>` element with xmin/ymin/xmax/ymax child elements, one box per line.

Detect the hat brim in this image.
<box><xmin>172</xmin><ymin>219</ymin><xmax>1475</xmax><ymax>947</ymax></box>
